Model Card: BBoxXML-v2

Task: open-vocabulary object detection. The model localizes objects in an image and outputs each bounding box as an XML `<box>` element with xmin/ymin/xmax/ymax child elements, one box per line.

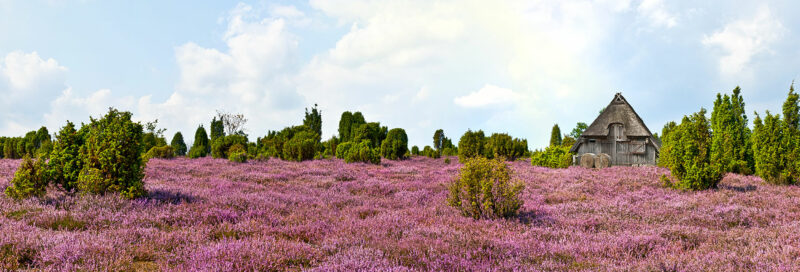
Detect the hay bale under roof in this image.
<box><xmin>595</xmin><ymin>153</ymin><xmax>611</xmax><ymax>169</ymax></box>
<box><xmin>580</xmin><ymin>153</ymin><xmax>596</xmax><ymax>168</ymax></box>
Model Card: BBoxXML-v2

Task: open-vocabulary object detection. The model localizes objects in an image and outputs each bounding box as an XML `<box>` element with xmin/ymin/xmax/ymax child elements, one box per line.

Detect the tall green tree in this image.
<box><xmin>752</xmin><ymin>112</ymin><xmax>787</xmax><ymax>184</ymax></box>
<box><xmin>710</xmin><ymin>87</ymin><xmax>753</xmax><ymax>174</ymax></box>
<box><xmin>188</xmin><ymin>125</ymin><xmax>210</xmax><ymax>158</ymax></box>
<box><xmin>338</xmin><ymin>111</ymin><xmax>353</xmax><ymax>141</ymax></box>
<box><xmin>569</xmin><ymin>122</ymin><xmax>588</xmax><ymax>139</ymax></box>
<box><xmin>210</xmin><ymin>116</ymin><xmax>225</xmax><ymax>143</ymax></box>
<box><xmin>660</xmin><ymin>109</ymin><xmax>721</xmax><ymax>190</ymax></box>
<box><xmin>47</xmin><ymin>121</ymin><xmax>85</xmax><ymax>192</ymax></box>
<box><xmin>171</xmin><ymin>132</ymin><xmax>187</xmax><ymax>156</ymax></box>
<box><xmin>303</xmin><ymin>104</ymin><xmax>322</xmax><ymax>138</ymax></box>
<box><xmin>782</xmin><ymin>84</ymin><xmax>800</xmax><ymax>182</ymax></box>
<box><xmin>433</xmin><ymin>129</ymin><xmax>445</xmax><ymax>152</ymax></box>
<box><xmin>549</xmin><ymin>124</ymin><xmax>562</xmax><ymax>147</ymax></box>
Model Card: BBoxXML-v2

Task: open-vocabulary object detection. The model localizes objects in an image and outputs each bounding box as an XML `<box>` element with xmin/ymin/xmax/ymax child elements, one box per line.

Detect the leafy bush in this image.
<box><xmin>411</xmin><ymin>145</ymin><xmax>420</xmax><ymax>156</ymax></box>
<box><xmin>211</xmin><ymin>134</ymin><xmax>248</xmax><ymax>159</ymax></box>
<box><xmin>335</xmin><ymin>141</ymin><xmax>354</xmax><ymax>159</ymax></box>
<box><xmin>47</xmin><ymin>121</ymin><xmax>85</xmax><ymax>192</ymax></box>
<box><xmin>380</xmin><ymin>128</ymin><xmax>408</xmax><ymax>160</ymax></box>
<box><xmin>458</xmin><ymin>130</ymin><xmax>485</xmax><ymax>162</ymax></box>
<box><xmin>530</xmin><ymin>145</ymin><xmax>572</xmax><ymax>168</ymax></box>
<box><xmin>210</xmin><ymin>116</ymin><xmax>225</xmax><ymax>143</ymax></box>
<box><xmin>282</xmin><ymin>130</ymin><xmax>318</xmax><ymax>162</ymax></box>
<box><xmin>447</xmin><ymin>157</ymin><xmax>524</xmax><ymax>219</ymax></box>
<box><xmin>77</xmin><ymin>108</ymin><xmax>146</xmax><ymax>199</ymax></box>
<box><xmin>485</xmin><ymin>133</ymin><xmax>528</xmax><ymax>161</ymax></box>
<box><xmin>143</xmin><ymin>145</ymin><xmax>175</xmax><ymax>160</ymax></box>
<box><xmin>188</xmin><ymin>125</ymin><xmax>210</xmax><ymax>158</ymax></box>
<box><xmin>228</xmin><ymin>144</ymin><xmax>247</xmax><ymax>163</ymax></box>
<box><xmin>5</xmin><ymin>155</ymin><xmax>49</xmax><ymax>200</ymax></box>
<box><xmin>442</xmin><ymin>147</ymin><xmax>458</xmax><ymax>157</ymax></box>
<box><xmin>659</xmin><ymin>109</ymin><xmax>721</xmax><ymax>190</ymax></box>
<box><xmin>171</xmin><ymin>132</ymin><xmax>187</xmax><ymax>156</ymax></box>
<box><xmin>422</xmin><ymin>145</ymin><xmax>439</xmax><ymax>159</ymax></box>
<box><xmin>338</xmin><ymin>111</ymin><xmax>366</xmax><ymax>142</ymax></box>
<box><xmin>352</xmin><ymin>122</ymin><xmax>387</xmax><ymax>148</ymax></box>
<box><xmin>322</xmin><ymin>136</ymin><xmax>339</xmax><ymax>158</ymax></box>
<box><xmin>344</xmin><ymin>140</ymin><xmax>381</xmax><ymax>164</ymax></box>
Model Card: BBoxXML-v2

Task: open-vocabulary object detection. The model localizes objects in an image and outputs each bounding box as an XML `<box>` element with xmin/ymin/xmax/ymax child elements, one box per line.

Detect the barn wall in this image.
<box><xmin>575</xmin><ymin>138</ymin><xmax>657</xmax><ymax>166</ymax></box>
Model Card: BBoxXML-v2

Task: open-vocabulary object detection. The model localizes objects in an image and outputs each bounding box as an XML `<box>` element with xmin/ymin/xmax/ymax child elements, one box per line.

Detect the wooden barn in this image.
<box><xmin>570</xmin><ymin>93</ymin><xmax>659</xmax><ymax>167</ymax></box>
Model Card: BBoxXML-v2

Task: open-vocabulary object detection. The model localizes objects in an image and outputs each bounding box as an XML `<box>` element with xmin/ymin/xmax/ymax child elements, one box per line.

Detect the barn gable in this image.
<box><xmin>570</xmin><ymin>93</ymin><xmax>659</xmax><ymax>166</ymax></box>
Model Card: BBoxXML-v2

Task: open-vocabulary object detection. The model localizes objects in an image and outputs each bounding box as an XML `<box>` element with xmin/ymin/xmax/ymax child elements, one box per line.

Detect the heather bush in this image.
<box><xmin>47</xmin><ymin>121</ymin><xmax>85</xmax><ymax>192</ymax></box>
<box><xmin>530</xmin><ymin>145</ymin><xmax>572</xmax><ymax>168</ymax></box>
<box><xmin>447</xmin><ymin>157</ymin><xmax>524</xmax><ymax>219</ymax></box>
<box><xmin>458</xmin><ymin>129</ymin><xmax>485</xmax><ymax>162</ymax></box>
<box><xmin>659</xmin><ymin>109</ymin><xmax>721</xmax><ymax>190</ymax></box>
<box><xmin>188</xmin><ymin>125</ymin><xmax>210</xmax><ymax>158</ymax></box>
<box><xmin>228</xmin><ymin>144</ymin><xmax>247</xmax><ymax>163</ymax></box>
<box><xmin>344</xmin><ymin>140</ymin><xmax>381</xmax><ymax>164</ymax></box>
<box><xmin>77</xmin><ymin>108</ymin><xmax>146</xmax><ymax>199</ymax></box>
<box><xmin>171</xmin><ymin>132</ymin><xmax>187</xmax><ymax>156</ymax></box>
<box><xmin>143</xmin><ymin>145</ymin><xmax>176</xmax><ymax>160</ymax></box>
<box><xmin>282</xmin><ymin>130</ymin><xmax>318</xmax><ymax>162</ymax></box>
<box><xmin>5</xmin><ymin>155</ymin><xmax>49</xmax><ymax>200</ymax></box>
<box><xmin>380</xmin><ymin>128</ymin><xmax>408</xmax><ymax>160</ymax></box>
<box><xmin>211</xmin><ymin>134</ymin><xmax>248</xmax><ymax>159</ymax></box>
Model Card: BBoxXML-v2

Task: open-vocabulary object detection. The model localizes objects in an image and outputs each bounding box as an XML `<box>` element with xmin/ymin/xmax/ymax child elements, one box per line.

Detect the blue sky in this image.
<box><xmin>1</xmin><ymin>0</ymin><xmax>798</xmax><ymax>148</ymax></box>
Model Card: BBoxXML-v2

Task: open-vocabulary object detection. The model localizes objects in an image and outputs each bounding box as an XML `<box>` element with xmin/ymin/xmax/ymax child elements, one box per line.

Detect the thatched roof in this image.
<box><xmin>571</xmin><ymin>93</ymin><xmax>659</xmax><ymax>152</ymax></box>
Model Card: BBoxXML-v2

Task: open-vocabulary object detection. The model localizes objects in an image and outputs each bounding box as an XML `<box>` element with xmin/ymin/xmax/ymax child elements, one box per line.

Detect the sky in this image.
<box><xmin>0</xmin><ymin>0</ymin><xmax>798</xmax><ymax>149</ymax></box>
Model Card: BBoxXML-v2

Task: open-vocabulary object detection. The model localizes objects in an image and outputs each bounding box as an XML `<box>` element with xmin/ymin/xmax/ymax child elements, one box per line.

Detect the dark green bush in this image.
<box><xmin>5</xmin><ymin>155</ymin><xmax>49</xmax><ymax>200</ymax></box>
<box><xmin>447</xmin><ymin>157</ymin><xmax>524</xmax><ymax>219</ymax></box>
<box><xmin>335</xmin><ymin>141</ymin><xmax>354</xmax><ymax>159</ymax></box>
<box><xmin>77</xmin><ymin>108</ymin><xmax>146</xmax><ymax>199</ymax></box>
<box><xmin>380</xmin><ymin>128</ymin><xmax>408</xmax><ymax>160</ymax></box>
<box><xmin>210</xmin><ymin>116</ymin><xmax>225</xmax><ymax>143</ymax></box>
<box><xmin>442</xmin><ymin>147</ymin><xmax>458</xmax><ymax>157</ymax></box>
<box><xmin>282</xmin><ymin>130</ymin><xmax>318</xmax><ymax>162</ymax></box>
<box><xmin>550</xmin><ymin>124</ymin><xmax>562</xmax><ymax>146</ymax></box>
<box><xmin>227</xmin><ymin>144</ymin><xmax>247</xmax><ymax>163</ymax></box>
<box><xmin>322</xmin><ymin>136</ymin><xmax>339</xmax><ymax>158</ymax></box>
<box><xmin>338</xmin><ymin>111</ymin><xmax>366</xmax><ymax>142</ymax></box>
<box><xmin>710</xmin><ymin>87</ymin><xmax>753</xmax><ymax>175</ymax></box>
<box><xmin>170</xmin><ymin>132</ymin><xmax>187</xmax><ymax>156</ymax></box>
<box><xmin>411</xmin><ymin>145</ymin><xmax>420</xmax><ymax>156</ymax></box>
<box><xmin>344</xmin><ymin>140</ymin><xmax>381</xmax><ymax>164</ymax></box>
<box><xmin>458</xmin><ymin>129</ymin><xmax>485</xmax><ymax>162</ymax></box>
<box><xmin>422</xmin><ymin>145</ymin><xmax>439</xmax><ymax>159</ymax></box>
<box><xmin>530</xmin><ymin>145</ymin><xmax>572</xmax><ymax>168</ymax></box>
<box><xmin>211</xmin><ymin>134</ymin><xmax>248</xmax><ymax>159</ymax></box>
<box><xmin>485</xmin><ymin>133</ymin><xmax>528</xmax><ymax>161</ymax></box>
<box><xmin>752</xmin><ymin>112</ymin><xmax>788</xmax><ymax>184</ymax></box>
<box><xmin>47</xmin><ymin>121</ymin><xmax>84</xmax><ymax>192</ymax></box>
<box><xmin>352</xmin><ymin>122</ymin><xmax>387</xmax><ymax>148</ymax></box>
<box><xmin>143</xmin><ymin>145</ymin><xmax>175</xmax><ymax>160</ymax></box>
<box><xmin>188</xmin><ymin>125</ymin><xmax>210</xmax><ymax>158</ymax></box>
<box><xmin>659</xmin><ymin>109</ymin><xmax>721</xmax><ymax>190</ymax></box>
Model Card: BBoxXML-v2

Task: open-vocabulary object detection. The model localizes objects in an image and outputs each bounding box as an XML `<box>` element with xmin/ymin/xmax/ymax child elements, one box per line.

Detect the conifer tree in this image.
<box><xmin>549</xmin><ymin>124</ymin><xmax>562</xmax><ymax>147</ymax></box>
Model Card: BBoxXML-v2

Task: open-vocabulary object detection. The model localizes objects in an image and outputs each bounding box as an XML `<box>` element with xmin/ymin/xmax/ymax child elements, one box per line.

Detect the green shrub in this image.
<box><xmin>659</xmin><ymin>109</ymin><xmax>721</xmax><ymax>190</ymax></box>
<box><xmin>411</xmin><ymin>145</ymin><xmax>420</xmax><ymax>156</ymax></box>
<box><xmin>344</xmin><ymin>140</ymin><xmax>381</xmax><ymax>164</ymax></box>
<box><xmin>422</xmin><ymin>145</ymin><xmax>439</xmax><ymax>159</ymax></box>
<box><xmin>188</xmin><ymin>125</ymin><xmax>210</xmax><ymax>158</ymax></box>
<box><xmin>335</xmin><ymin>141</ymin><xmax>354</xmax><ymax>159</ymax></box>
<box><xmin>752</xmin><ymin>112</ymin><xmax>788</xmax><ymax>184</ymax></box>
<box><xmin>530</xmin><ymin>145</ymin><xmax>572</xmax><ymax>168</ymax></box>
<box><xmin>227</xmin><ymin>144</ymin><xmax>247</xmax><ymax>163</ymax></box>
<box><xmin>442</xmin><ymin>147</ymin><xmax>458</xmax><ymax>157</ymax></box>
<box><xmin>5</xmin><ymin>155</ymin><xmax>49</xmax><ymax>200</ymax></box>
<box><xmin>211</xmin><ymin>134</ymin><xmax>248</xmax><ymax>159</ymax></box>
<box><xmin>143</xmin><ymin>145</ymin><xmax>175</xmax><ymax>160</ymax></box>
<box><xmin>352</xmin><ymin>122</ymin><xmax>387</xmax><ymax>148</ymax></box>
<box><xmin>338</xmin><ymin>111</ymin><xmax>366</xmax><ymax>142</ymax></box>
<box><xmin>78</xmin><ymin>108</ymin><xmax>146</xmax><ymax>199</ymax></box>
<box><xmin>447</xmin><ymin>157</ymin><xmax>524</xmax><ymax>219</ymax></box>
<box><xmin>550</xmin><ymin>124</ymin><xmax>562</xmax><ymax>146</ymax></box>
<box><xmin>380</xmin><ymin>128</ymin><xmax>408</xmax><ymax>160</ymax></box>
<box><xmin>485</xmin><ymin>133</ymin><xmax>528</xmax><ymax>161</ymax></box>
<box><xmin>458</xmin><ymin>130</ymin><xmax>485</xmax><ymax>162</ymax></box>
<box><xmin>170</xmin><ymin>132</ymin><xmax>187</xmax><ymax>156</ymax></box>
<box><xmin>710</xmin><ymin>87</ymin><xmax>753</xmax><ymax>175</ymax></box>
<box><xmin>47</xmin><ymin>121</ymin><xmax>84</xmax><ymax>192</ymax></box>
<box><xmin>282</xmin><ymin>130</ymin><xmax>318</xmax><ymax>162</ymax></box>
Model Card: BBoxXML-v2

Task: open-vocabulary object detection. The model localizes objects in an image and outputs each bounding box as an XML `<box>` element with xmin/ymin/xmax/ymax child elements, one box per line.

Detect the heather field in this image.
<box><xmin>1</xmin><ymin>157</ymin><xmax>800</xmax><ymax>271</ymax></box>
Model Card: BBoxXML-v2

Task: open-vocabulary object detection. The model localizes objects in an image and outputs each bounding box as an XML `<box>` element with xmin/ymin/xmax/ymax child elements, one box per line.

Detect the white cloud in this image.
<box><xmin>454</xmin><ymin>84</ymin><xmax>520</xmax><ymax>108</ymax></box>
<box><xmin>0</xmin><ymin>51</ymin><xmax>68</xmax><ymax>134</ymax></box>
<box><xmin>702</xmin><ymin>6</ymin><xmax>786</xmax><ymax>76</ymax></box>
<box><xmin>637</xmin><ymin>0</ymin><xmax>677</xmax><ymax>28</ymax></box>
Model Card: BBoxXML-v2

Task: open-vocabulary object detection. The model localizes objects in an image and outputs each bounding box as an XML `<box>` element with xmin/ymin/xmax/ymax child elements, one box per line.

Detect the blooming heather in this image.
<box><xmin>0</xmin><ymin>157</ymin><xmax>799</xmax><ymax>271</ymax></box>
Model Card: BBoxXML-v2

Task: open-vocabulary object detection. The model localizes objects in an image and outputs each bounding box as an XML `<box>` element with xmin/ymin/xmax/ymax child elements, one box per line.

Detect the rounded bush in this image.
<box><xmin>228</xmin><ymin>144</ymin><xmax>248</xmax><ymax>163</ymax></box>
<box><xmin>344</xmin><ymin>140</ymin><xmax>381</xmax><ymax>164</ymax></box>
<box><xmin>5</xmin><ymin>155</ymin><xmax>48</xmax><ymax>200</ymax></box>
<box><xmin>530</xmin><ymin>146</ymin><xmax>572</xmax><ymax>169</ymax></box>
<box><xmin>447</xmin><ymin>157</ymin><xmax>524</xmax><ymax>219</ymax></box>
<box><xmin>171</xmin><ymin>132</ymin><xmax>187</xmax><ymax>156</ymax></box>
<box><xmin>458</xmin><ymin>130</ymin><xmax>485</xmax><ymax>162</ymax></box>
<box><xmin>143</xmin><ymin>145</ymin><xmax>176</xmax><ymax>160</ymax></box>
<box><xmin>380</xmin><ymin>128</ymin><xmax>408</xmax><ymax>160</ymax></box>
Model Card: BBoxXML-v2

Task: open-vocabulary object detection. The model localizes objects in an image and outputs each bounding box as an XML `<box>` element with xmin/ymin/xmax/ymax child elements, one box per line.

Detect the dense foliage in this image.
<box><xmin>187</xmin><ymin>125</ymin><xmax>210</xmax><ymax>158</ymax></box>
<box><xmin>4</xmin><ymin>155</ymin><xmax>49</xmax><ymax>200</ymax></box>
<box><xmin>46</xmin><ymin>121</ymin><xmax>84</xmax><ymax>192</ymax></box>
<box><xmin>447</xmin><ymin>157</ymin><xmax>524</xmax><ymax>219</ymax></box>
<box><xmin>530</xmin><ymin>145</ymin><xmax>572</xmax><ymax>169</ymax></box>
<box><xmin>422</xmin><ymin>145</ymin><xmax>439</xmax><ymax>159</ymax></box>
<box><xmin>458</xmin><ymin>130</ymin><xmax>485</xmax><ymax>162</ymax></box>
<box><xmin>303</xmin><ymin>104</ymin><xmax>322</xmax><ymax>138</ymax></box>
<box><xmin>77</xmin><ymin>109</ymin><xmax>147</xmax><ymax>199</ymax></box>
<box><xmin>411</xmin><ymin>145</ymin><xmax>420</xmax><ymax>156</ymax></box>
<box><xmin>752</xmin><ymin>112</ymin><xmax>787</xmax><ymax>184</ymax></box>
<box><xmin>710</xmin><ymin>87</ymin><xmax>753</xmax><ymax>174</ymax></box>
<box><xmin>659</xmin><ymin>109</ymin><xmax>721</xmax><ymax>190</ymax></box>
<box><xmin>170</xmin><ymin>132</ymin><xmax>187</xmax><ymax>156</ymax></box>
<box><xmin>212</xmin><ymin>135</ymin><xmax>248</xmax><ymax>159</ymax></box>
<box><xmin>484</xmin><ymin>133</ymin><xmax>527</xmax><ymax>161</ymax></box>
<box><xmin>569</xmin><ymin>122</ymin><xmax>588</xmax><ymax>139</ymax></box>
<box><xmin>337</xmin><ymin>111</ymin><xmax>366</xmax><ymax>142</ymax></box>
<box><xmin>549</xmin><ymin>124</ymin><xmax>562</xmax><ymax>146</ymax></box>
<box><xmin>227</xmin><ymin>144</ymin><xmax>248</xmax><ymax>163</ymax></box>
<box><xmin>343</xmin><ymin>140</ymin><xmax>381</xmax><ymax>164</ymax></box>
<box><xmin>380</xmin><ymin>128</ymin><xmax>408</xmax><ymax>160</ymax></box>
<box><xmin>143</xmin><ymin>145</ymin><xmax>176</xmax><ymax>160</ymax></box>
<box><xmin>282</xmin><ymin>130</ymin><xmax>318</xmax><ymax>162</ymax></box>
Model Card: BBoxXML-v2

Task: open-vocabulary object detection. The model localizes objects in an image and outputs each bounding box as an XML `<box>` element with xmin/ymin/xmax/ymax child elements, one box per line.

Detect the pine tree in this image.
<box><xmin>710</xmin><ymin>87</ymin><xmax>753</xmax><ymax>174</ymax></box>
<box><xmin>171</xmin><ymin>132</ymin><xmax>187</xmax><ymax>156</ymax></box>
<box><xmin>303</xmin><ymin>104</ymin><xmax>322</xmax><ymax>138</ymax></box>
<box><xmin>549</xmin><ymin>124</ymin><xmax>562</xmax><ymax>147</ymax></box>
